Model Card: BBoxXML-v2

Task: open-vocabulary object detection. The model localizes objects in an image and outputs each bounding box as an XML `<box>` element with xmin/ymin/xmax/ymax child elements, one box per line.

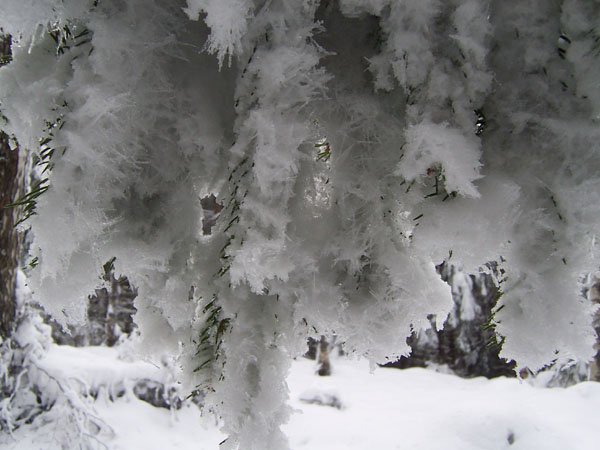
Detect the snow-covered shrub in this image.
<box><xmin>0</xmin><ymin>310</ymin><xmax>109</xmax><ymax>449</ymax></box>
<box><xmin>1</xmin><ymin>1</ymin><xmax>599</xmax><ymax>449</ymax></box>
<box><xmin>1</xmin><ymin>305</ymin><xmax>183</xmax><ymax>448</ymax></box>
<box><xmin>387</xmin><ymin>264</ymin><xmax>516</xmax><ymax>378</ymax></box>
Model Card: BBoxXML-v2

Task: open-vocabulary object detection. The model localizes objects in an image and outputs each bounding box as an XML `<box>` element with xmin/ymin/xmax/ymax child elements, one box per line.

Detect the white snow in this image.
<box><xmin>396</xmin><ymin>120</ymin><xmax>483</xmax><ymax>198</ymax></box>
<box><xmin>3</xmin><ymin>2</ymin><xmax>600</xmax><ymax>448</ymax></box>
<box><xmin>184</xmin><ymin>0</ymin><xmax>253</xmax><ymax>69</ymax></box>
<box><xmin>93</xmin><ymin>400</ymin><xmax>224</xmax><ymax>450</ymax></box>
<box><xmin>285</xmin><ymin>358</ymin><xmax>600</xmax><ymax>450</ymax></box>
<box><xmin>5</xmin><ymin>346</ymin><xmax>600</xmax><ymax>449</ymax></box>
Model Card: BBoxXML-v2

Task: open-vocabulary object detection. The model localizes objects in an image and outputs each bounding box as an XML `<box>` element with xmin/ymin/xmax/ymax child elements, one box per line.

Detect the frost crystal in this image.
<box><xmin>1</xmin><ymin>1</ymin><xmax>599</xmax><ymax>449</ymax></box>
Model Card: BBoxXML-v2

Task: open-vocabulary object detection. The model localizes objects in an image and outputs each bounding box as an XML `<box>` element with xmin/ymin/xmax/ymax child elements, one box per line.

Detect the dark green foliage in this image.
<box><xmin>189</xmin><ymin>295</ymin><xmax>230</xmax><ymax>397</ymax></box>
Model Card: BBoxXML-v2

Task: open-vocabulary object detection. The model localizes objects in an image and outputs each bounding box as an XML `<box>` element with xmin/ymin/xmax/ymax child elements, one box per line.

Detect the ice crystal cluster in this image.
<box><xmin>1</xmin><ymin>0</ymin><xmax>599</xmax><ymax>448</ymax></box>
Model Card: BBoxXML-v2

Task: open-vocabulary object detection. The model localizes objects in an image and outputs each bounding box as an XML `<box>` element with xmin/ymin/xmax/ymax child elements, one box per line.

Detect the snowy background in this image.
<box><xmin>3</xmin><ymin>345</ymin><xmax>600</xmax><ymax>450</ymax></box>
<box><xmin>2</xmin><ymin>1</ymin><xmax>600</xmax><ymax>449</ymax></box>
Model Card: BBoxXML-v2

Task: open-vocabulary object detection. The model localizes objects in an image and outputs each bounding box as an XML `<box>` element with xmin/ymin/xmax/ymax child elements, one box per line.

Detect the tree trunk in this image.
<box><xmin>0</xmin><ymin>35</ymin><xmax>25</xmax><ymax>338</ymax></box>
<box><xmin>317</xmin><ymin>335</ymin><xmax>331</xmax><ymax>376</ymax></box>
<box><xmin>589</xmin><ymin>276</ymin><xmax>600</xmax><ymax>382</ymax></box>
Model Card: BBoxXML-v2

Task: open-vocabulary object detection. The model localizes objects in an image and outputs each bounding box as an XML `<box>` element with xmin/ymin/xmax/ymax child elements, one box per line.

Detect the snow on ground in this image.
<box><xmin>285</xmin><ymin>358</ymin><xmax>600</xmax><ymax>450</ymax></box>
<box><xmin>4</xmin><ymin>398</ymin><xmax>225</xmax><ymax>450</ymax></box>
<box><xmin>5</xmin><ymin>345</ymin><xmax>600</xmax><ymax>449</ymax></box>
<box><xmin>93</xmin><ymin>398</ymin><xmax>224</xmax><ymax>450</ymax></box>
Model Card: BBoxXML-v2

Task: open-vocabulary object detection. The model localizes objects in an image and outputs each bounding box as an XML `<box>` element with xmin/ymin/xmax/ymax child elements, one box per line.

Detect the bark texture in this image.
<box><xmin>590</xmin><ymin>276</ymin><xmax>600</xmax><ymax>382</ymax></box>
<box><xmin>0</xmin><ymin>35</ymin><xmax>24</xmax><ymax>338</ymax></box>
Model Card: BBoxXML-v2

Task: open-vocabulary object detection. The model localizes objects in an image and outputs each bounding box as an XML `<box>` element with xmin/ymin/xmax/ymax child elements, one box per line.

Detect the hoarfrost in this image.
<box><xmin>1</xmin><ymin>1</ymin><xmax>599</xmax><ymax>449</ymax></box>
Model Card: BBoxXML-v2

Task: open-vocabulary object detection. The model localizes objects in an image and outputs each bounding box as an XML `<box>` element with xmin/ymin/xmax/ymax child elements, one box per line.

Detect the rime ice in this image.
<box><xmin>1</xmin><ymin>1</ymin><xmax>599</xmax><ymax>449</ymax></box>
